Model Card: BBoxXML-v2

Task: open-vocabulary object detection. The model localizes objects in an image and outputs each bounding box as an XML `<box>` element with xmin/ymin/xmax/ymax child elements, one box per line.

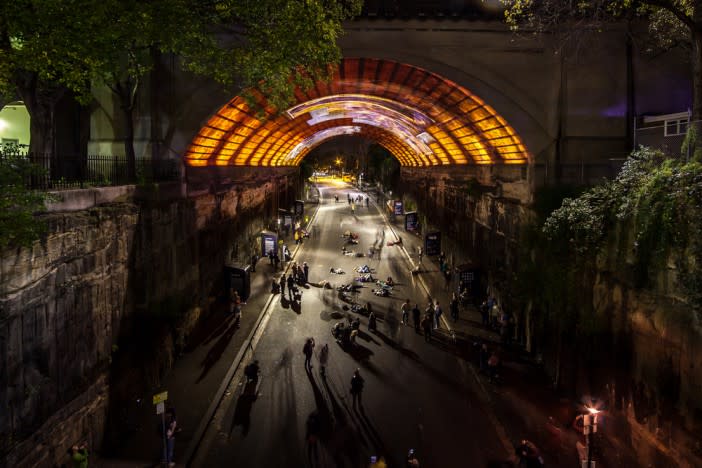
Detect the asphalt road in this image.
<box><xmin>191</xmin><ymin>181</ymin><xmax>511</xmax><ymax>468</ymax></box>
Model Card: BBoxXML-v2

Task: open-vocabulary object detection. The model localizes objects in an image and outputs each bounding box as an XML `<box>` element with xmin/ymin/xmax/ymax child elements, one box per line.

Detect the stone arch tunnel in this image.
<box><xmin>4</xmin><ymin>12</ymin><xmax>699</xmax><ymax>468</ymax></box>
<box><xmin>184</xmin><ymin>58</ymin><xmax>530</xmax><ymax>168</ymax></box>
<box><xmin>182</xmin><ymin>57</ymin><xmax>535</xmax><ymax>293</ymax></box>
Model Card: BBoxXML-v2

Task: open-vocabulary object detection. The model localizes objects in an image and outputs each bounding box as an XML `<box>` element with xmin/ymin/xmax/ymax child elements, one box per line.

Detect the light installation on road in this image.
<box><xmin>185</xmin><ymin>58</ymin><xmax>529</xmax><ymax>167</ymax></box>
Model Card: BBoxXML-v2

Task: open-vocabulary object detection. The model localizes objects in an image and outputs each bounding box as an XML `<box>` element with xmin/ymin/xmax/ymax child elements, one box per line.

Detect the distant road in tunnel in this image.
<box><xmin>191</xmin><ymin>181</ymin><xmax>512</xmax><ymax>468</ymax></box>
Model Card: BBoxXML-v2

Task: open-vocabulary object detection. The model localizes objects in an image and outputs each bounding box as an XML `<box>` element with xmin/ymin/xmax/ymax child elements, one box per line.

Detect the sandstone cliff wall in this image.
<box><xmin>0</xmin><ymin>175</ymin><xmax>295</xmax><ymax>467</ymax></box>
<box><xmin>397</xmin><ymin>167</ymin><xmax>702</xmax><ymax>464</ymax></box>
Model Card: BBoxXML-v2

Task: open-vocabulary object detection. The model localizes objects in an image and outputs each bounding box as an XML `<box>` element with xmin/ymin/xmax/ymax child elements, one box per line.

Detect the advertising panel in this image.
<box><xmin>405</xmin><ymin>211</ymin><xmax>418</xmax><ymax>231</ymax></box>
<box><xmin>261</xmin><ymin>231</ymin><xmax>277</xmax><ymax>258</ymax></box>
<box><xmin>424</xmin><ymin>231</ymin><xmax>441</xmax><ymax>256</ymax></box>
<box><xmin>393</xmin><ymin>200</ymin><xmax>404</xmax><ymax>215</ymax></box>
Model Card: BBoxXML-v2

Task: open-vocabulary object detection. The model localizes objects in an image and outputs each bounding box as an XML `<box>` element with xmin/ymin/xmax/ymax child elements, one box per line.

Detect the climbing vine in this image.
<box><xmin>541</xmin><ymin>146</ymin><xmax>702</xmax><ymax>314</ymax></box>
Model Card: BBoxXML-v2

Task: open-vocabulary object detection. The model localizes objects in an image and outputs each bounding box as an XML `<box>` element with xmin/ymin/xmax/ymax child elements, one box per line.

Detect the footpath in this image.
<box><xmin>98</xmin><ymin>202</ymin><xmax>320</xmax><ymax>468</ymax></box>
<box><xmin>371</xmin><ymin>190</ymin><xmax>676</xmax><ymax>468</ymax></box>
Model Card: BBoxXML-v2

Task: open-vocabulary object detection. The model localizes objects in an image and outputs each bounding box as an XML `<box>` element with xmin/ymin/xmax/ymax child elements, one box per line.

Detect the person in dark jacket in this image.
<box><xmin>412</xmin><ymin>304</ymin><xmax>421</xmax><ymax>332</ymax></box>
<box><xmin>350</xmin><ymin>369</ymin><xmax>365</xmax><ymax>408</ymax></box>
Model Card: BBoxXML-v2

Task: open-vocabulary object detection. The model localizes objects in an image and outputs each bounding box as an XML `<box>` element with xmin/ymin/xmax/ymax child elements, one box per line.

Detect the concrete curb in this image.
<box><xmin>183</xmin><ymin>193</ymin><xmax>322</xmax><ymax>466</ymax></box>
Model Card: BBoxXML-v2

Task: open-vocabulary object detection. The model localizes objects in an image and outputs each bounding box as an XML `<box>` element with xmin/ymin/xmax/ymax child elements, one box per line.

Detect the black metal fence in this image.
<box><xmin>0</xmin><ymin>152</ymin><xmax>180</xmax><ymax>190</ymax></box>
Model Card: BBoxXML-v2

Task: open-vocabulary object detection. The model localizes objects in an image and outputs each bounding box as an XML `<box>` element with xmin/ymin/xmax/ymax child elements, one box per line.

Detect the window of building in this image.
<box><xmin>664</xmin><ymin>118</ymin><xmax>688</xmax><ymax>136</ymax></box>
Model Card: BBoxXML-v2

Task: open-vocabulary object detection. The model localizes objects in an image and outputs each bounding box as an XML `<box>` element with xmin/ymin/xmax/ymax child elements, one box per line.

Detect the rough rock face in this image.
<box><xmin>0</xmin><ymin>176</ymin><xmax>295</xmax><ymax>467</ymax></box>
<box><xmin>399</xmin><ymin>165</ymin><xmax>526</xmax><ymax>283</ymax></box>
<box><xmin>0</xmin><ymin>205</ymin><xmax>138</xmax><ymax>467</ymax></box>
<box><xmin>399</xmin><ymin>167</ymin><xmax>702</xmax><ymax>465</ymax></box>
<box><xmin>592</xmin><ymin>262</ymin><xmax>702</xmax><ymax>465</ymax></box>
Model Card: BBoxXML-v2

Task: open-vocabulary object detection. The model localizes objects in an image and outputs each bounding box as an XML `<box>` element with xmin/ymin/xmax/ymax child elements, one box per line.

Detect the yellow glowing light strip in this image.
<box><xmin>184</xmin><ymin>59</ymin><xmax>530</xmax><ymax>167</ymax></box>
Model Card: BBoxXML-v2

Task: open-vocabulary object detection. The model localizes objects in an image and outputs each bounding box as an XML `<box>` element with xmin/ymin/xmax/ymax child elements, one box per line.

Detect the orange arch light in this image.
<box><xmin>185</xmin><ymin>58</ymin><xmax>529</xmax><ymax>167</ymax></box>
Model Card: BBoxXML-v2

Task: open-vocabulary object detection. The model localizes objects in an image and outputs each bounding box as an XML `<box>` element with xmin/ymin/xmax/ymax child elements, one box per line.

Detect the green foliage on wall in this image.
<box><xmin>0</xmin><ymin>150</ymin><xmax>50</xmax><ymax>249</ymax></box>
<box><xmin>540</xmin><ymin>146</ymin><xmax>702</xmax><ymax>313</ymax></box>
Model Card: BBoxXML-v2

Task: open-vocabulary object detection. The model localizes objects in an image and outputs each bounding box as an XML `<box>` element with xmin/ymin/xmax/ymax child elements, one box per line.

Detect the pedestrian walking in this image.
<box><xmin>417</xmin><ymin>246</ymin><xmax>423</xmax><ymax>263</ymax></box>
<box><xmin>163</xmin><ymin>408</ymin><xmax>177</xmax><ymax>467</ymax></box>
<box><xmin>401</xmin><ymin>299</ymin><xmax>411</xmax><ymax>325</ymax></box>
<box><xmin>480</xmin><ymin>299</ymin><xmax>490</xmax><ymax>327</ymax></box>
<box><xmin>303</xmin><ymin>338</ymin><xmax>315</xmax><ymax>369</ymax></box>
<box><xmin>424</xmin><ymin>301</ymin><xmax>434</xmax><ymax>326</ymax></box>
<box><xmin>279</xmin><ymin>274</ymin><xmax>287</xmax><ymax>299</ymax></box>
<box><xmin>450</xmin><ymin>293</ymin><xmax>459</xmax><ymax>322</ymax></box>
<box><xmin>433</xmin><ymin>301</ymin><xmax>442</xmax><ymax>329</ymax></box>
<box><xmin>350</xmin><ymin>369</ymin><xmax>365</xmax><ymax>407</ymax></box>
<box><xmin>303</xmin><ymin>262</ymin><xmax>309</xmax><ymax>283</ymax></box>
<box><xmin>444</xmin><ymin>267</ymin><xmax>452</xmax><ymax>290</ymax></box>
<box><xmin>412</xmin><ymin>304</ymin><xmax>421</xmax><ymax>332</ymax></box>
<box><xmin>421</xmin><ymin>314</ymin><xmax>432</xmax><ymax>342</ymax></box>
<box><xmin>479</xmin><ymin>343</ymin><xmax>490</xmax><ymax>373</ymax></box>
<box><xmin>287</xmin><ymin>274</ymin><xmax>294</xmax><ymax>294</ymax></box>
<box><xmin>319</xmin><ymin>343</ymin><xmax>329</xmax><ymax>377</ymax></box>
<box><xmin>368</xmin><ymin>311</ymin><xmax>377</xmax><ymax>332</ymax></box>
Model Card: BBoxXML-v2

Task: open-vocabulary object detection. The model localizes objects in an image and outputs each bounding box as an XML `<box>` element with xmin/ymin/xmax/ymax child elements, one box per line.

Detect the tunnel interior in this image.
<box><xmin>185</xmin><ymin>58</ymin><xmax>530</xmax><ymax>168</ymax></box>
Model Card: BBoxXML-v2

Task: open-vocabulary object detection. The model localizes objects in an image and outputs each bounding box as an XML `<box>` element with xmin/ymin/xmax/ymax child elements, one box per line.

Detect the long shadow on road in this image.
<box><xmin>196</xmin><ymin>319</ymin><xmax>239</xmax><ymax>383</ymax></box>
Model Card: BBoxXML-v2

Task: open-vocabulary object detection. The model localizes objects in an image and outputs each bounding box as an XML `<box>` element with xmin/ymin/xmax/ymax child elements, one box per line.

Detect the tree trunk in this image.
<box><xmin>117</xmin><ymin>91</ymin><xmax>137</xmax><ymax>180</ymax></box>
<box><xmin>17</xmin><ymin>81</ymin><xmax>57</xmax><ymax>157</ymax></box>
<box><xmin>150</xmin><ymin>47</ymin><xmax>162</xmax><ymax>163</ymax></box>
<box><xmin>16</xmin><ymin>76</ymin><xmax>63</xmax><ymax>187</ymax></box>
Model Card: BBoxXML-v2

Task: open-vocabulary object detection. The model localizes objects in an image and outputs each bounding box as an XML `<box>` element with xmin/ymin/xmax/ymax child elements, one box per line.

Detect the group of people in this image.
<box><xmin>347</xmin><ymin>193</ymin><xmax>370</xmax><ymax>207</ymax></box>
<box><xmin>277</xmin><ymin>261</ymin><xmax>309</xmax><ymax>301</ymax></box>
<box><xmin>302</xmin><ymin>338</ymin><xmax>364</xmax><ymax>406</ymax></box>
<box><xmin>479</xmin><ymin>296</ymin><xmax>515</xmax><ymax>345</ymax></box>
<box><xmin>290</xmin><ymin>261</ymin><xmax>309</xmax><ymax>284</ymax></box>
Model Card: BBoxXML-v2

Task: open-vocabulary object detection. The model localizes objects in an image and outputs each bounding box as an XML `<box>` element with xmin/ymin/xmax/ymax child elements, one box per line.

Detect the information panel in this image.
<box><xmin>261</xmin><ymin>231</ymin><xmax>277</xmax><ymax>258</ymax></box>
<box><xmin>405</xmin><ymin>211</ymin><xmax>418</xmax><ymax>231</ymax></box>
<box><xmin>424</xmin><ymin>231</ymin><xmax>441</xmax><ymax>256</ymax></box>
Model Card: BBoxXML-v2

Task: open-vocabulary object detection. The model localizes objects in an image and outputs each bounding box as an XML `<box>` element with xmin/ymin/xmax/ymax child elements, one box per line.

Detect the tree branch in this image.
<box><xmin>642</xmin><ymin>0</ymin><xmax>695</xmax><ymax>29</ymax></box>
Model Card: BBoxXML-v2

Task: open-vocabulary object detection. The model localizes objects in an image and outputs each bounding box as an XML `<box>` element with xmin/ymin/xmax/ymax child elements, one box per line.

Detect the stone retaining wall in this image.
<box><xmin>0</xmin><ymin>173</ymin><xmax>296</xmax><ymax>467</ymax></box>
<box><xmin>397</xmin><ymin>166</ymin><xmax>702</xmax><ymax>465</ymax></box>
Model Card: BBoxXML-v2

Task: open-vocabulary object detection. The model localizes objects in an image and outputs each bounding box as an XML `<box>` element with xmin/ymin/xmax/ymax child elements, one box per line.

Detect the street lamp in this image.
<box><xmin>583</xmin><ymin>407</ymin><xmax>600</xmax><ymax>468</ymax></box>
<box><xmin>335</xmin><ymin>157</ymin><xmax>343</xmax><ymax>177</ymax></box>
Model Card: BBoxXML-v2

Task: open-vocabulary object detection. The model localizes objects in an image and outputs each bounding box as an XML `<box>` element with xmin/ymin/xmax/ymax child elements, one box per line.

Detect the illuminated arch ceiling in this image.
<box><xmin>185</xmin><ymin>58</ymin><xmax>529</xmax><ymax>167</ymax></box>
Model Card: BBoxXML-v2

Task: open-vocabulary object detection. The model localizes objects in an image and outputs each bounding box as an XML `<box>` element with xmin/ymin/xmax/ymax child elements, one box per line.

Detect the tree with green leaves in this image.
<box><xmin>87</xmin><ymin>0</ymin><xmax>362</xmax><ymax>177</ymax></box>
<box><xmin>0</xmin><ymin>0</ymin><xmax>362</xmax><ymax>174</ymax></box>
<box><xmin>0</xmin><ymin>149</ymin><xmax>51</xmax><ymax>249</ymax></box>
<box><xmin>0</xmin><ymin>0</ymin><xmax>106</xmax><ymax>156</ymax></box>
<box><xmin>500</xmin><ymin>0</ymin><xmax>702</xmax><ymax>119</ymax></box>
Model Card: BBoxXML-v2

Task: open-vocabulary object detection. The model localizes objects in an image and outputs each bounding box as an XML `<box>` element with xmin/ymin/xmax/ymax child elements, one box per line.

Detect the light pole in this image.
<box><xmin>583</xmin><ymin>407</ymin><xmax>600</xmax><ymax>468</ymax></box>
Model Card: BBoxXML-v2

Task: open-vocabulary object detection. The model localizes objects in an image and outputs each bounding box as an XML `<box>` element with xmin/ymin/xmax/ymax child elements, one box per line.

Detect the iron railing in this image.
<box><xmin>0</xmin><ymin>152</ymin><xmax>180</xmax><ymax>190</ymax></box>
